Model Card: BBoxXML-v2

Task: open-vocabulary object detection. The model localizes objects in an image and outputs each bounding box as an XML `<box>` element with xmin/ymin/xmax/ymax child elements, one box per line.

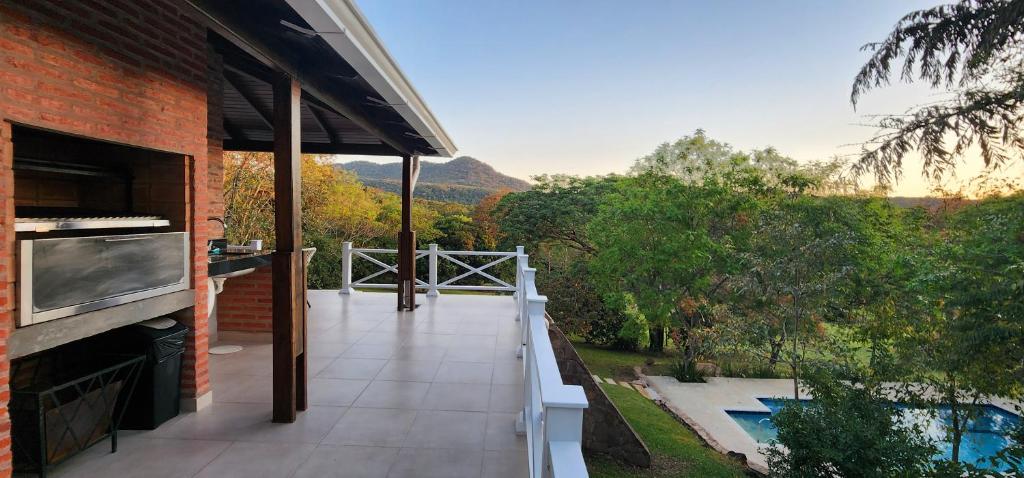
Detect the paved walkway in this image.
<box><xmin>40</xmin><ymin>291</ymin><xmax>528</xmax><ymax>478</ymax></box>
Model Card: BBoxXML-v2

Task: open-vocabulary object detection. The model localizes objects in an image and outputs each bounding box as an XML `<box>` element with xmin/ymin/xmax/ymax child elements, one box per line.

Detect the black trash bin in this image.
<box><xmin>106</xmin><ymin>321</ymin><xmax>189</xmax><ymax>430</ymax></box>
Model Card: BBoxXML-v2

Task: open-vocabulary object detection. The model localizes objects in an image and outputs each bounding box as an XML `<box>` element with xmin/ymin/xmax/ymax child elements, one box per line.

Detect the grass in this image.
<box><xmin>587</xmin><ymin>383</ymin><xmax>748</xmax><ymax>478</ymax></box>
<box><xmin>572</xmin><ymin>342</ymin><xmax>677</xmax><ymax>380</ymax></box>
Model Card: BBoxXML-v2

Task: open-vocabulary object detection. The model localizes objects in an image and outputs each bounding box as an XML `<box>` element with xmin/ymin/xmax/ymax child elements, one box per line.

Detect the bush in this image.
<box><xmin>669</xmin><ymin>360</ymin><xmax>706</xmax><ymax>383</ymax></box>
<box><xmin>766</xmin><ymin>369</ymin><xmax>936</xmax><ymax>478</ymax></box>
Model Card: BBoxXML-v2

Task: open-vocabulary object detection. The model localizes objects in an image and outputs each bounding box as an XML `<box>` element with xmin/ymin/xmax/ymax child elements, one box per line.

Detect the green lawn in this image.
<box><xmin>572</xmin><ymin>342</ymin><xmax>677</xmax><ymax>380</ymax></box>
<box><xmin>587</xmin><ymin>384</ymin><xmax>748</xmax><ymax>478</ymax></box>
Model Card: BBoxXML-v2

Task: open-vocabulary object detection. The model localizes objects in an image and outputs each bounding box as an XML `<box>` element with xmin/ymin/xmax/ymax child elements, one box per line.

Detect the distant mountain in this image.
<box><xmin>335</xmin><ymin>156</ymin><xmax>531</xmax><ymax>204</ymax></box>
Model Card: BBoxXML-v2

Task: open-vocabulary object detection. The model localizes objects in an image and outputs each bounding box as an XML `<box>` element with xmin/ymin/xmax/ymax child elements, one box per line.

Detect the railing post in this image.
<box><xmin>514</xmin><ymin>246</ymin><xmax>525</xmax><ymax>301</ymax></box>
<box><xmin>427</xmin><ymin>243</ymin><xmax>439</xmax><ymax>297</ymax></box>
<box><xmin>340</xmin><ymin>241</ymin><xmax>353</xmax><ymax>294</ymax></box>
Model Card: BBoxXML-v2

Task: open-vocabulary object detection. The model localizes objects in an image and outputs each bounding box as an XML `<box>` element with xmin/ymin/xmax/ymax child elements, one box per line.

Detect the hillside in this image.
<box><xmin>335</xmin><ymin>156</ymin><xmax>530</xmax><ymax>204</ymax></box>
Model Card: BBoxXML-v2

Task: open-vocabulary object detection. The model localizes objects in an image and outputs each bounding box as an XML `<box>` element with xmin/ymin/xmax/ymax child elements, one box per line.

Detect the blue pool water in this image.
<box><xmin>727</xmin><ymin>399</ymin><xmax>1021</xmax><ymax>472</ymax></box>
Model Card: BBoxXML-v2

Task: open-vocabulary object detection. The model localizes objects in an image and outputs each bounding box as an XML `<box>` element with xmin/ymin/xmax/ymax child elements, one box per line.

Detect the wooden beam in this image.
<box><xmin>272</xmin><ymin>74</ymin><xmax>306</xmax><ymax>423</ymax></box>
<box><xmin>397</xmin><ymin>155</ymin><xmax>416</xmax><ymax>311</ymax></box>
<box><xmin>222</xmin><ymin>117</ymin><xmax>246</xmax><ymax>142</ymax></box>
<box><xmin>306</xmin><ymin>103</ymin><xmax>339</xmax><ymax>145</ymax></box>
<box><xmin>222</xmin><ymin>139</ymin><xmax>399</xmax><ymax>156</ymax></box>
<box><xmin>224</xmin><ymin>69</ymin><xmax>274</xmax><ymax>130</ymax></box>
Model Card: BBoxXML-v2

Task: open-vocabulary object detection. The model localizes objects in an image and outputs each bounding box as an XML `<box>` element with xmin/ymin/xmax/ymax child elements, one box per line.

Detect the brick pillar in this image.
<box><xmin>0</xmin><ymin>122</ymin><xmax>15</xmax><ymax>477</ymax></box>
<box><xmin>177</xmin><ymin>153</ymin><xmax>211</xmax><ymax>409</ymax></box>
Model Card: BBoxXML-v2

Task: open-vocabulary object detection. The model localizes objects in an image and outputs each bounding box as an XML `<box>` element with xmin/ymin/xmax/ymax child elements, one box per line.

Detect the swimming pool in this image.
<box><xmin>727</xmin><ymin>398</ymin><xmax>1021</xmax><ymax>472</ymax></box>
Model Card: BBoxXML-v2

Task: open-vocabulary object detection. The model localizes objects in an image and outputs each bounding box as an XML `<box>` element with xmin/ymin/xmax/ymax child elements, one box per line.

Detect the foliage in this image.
<box><xmin>851</xmin><ymin>0</ymin><xmax>1024</xmax><ymax>184</ymax></box>
<box><xmin>766</xmin><ymin>369</ymin><xmax>937</xmax><ymax>478</ymax></box>
<box><xmin>223</xmin><ymin>152</ymin><xmax>497</xmax><ymax>288</ymax></box>
<box><xmin>587</xmin><ymin>172</ymin><xmax>759</xmax><ymax>355</ymax></box>
<box><xmin>668</xmin><ymin>360</ymin><xmax>706</xmax><ymax>383</ymax></box>
<box><xmin>494</xmin><ymin>174</ymin><xmax>623</xmax><ymax>255</ymax></box>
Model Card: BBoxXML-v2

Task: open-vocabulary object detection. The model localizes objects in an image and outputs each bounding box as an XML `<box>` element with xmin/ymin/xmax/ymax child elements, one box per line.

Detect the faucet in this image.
<box><xmin>208</xmin><ymin>216</ymin><xmax>226</xmax><ymax>231</ymax></box>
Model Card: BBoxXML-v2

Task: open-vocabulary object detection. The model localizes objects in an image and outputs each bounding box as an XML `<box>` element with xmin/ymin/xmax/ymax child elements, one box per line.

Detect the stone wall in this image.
<box><xmin>548</xmin><ymin>325</ymin><xmax>652</xmax><ymax>468</ymax></box>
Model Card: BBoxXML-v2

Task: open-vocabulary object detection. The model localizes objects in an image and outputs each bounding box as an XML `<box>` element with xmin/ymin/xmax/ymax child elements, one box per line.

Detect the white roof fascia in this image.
<box><xmin>285</xmin><ymin>0</ymin><xmax>457</xmax><ymax>157</ymax></box>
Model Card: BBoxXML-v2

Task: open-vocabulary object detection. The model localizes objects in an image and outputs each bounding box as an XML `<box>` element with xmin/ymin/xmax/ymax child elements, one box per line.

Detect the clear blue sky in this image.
<box><xmin>353</xmin><ymin>0</ymin><xmax>1015</xmax><ymax>196</ymax></box>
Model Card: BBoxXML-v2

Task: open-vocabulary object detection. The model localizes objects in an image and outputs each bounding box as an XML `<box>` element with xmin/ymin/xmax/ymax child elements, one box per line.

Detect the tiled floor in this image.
<box><xmin>43</xmin><ymin>291</ymin><xmax>528</xmax><ymax>478</ymax></box>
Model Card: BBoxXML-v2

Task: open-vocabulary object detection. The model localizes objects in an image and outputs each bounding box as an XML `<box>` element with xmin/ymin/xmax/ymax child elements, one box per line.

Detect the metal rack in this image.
<box><xmin>10</xmin><ymin>352</ymin><xmax>145</xmax><ymax>478</ymax></box>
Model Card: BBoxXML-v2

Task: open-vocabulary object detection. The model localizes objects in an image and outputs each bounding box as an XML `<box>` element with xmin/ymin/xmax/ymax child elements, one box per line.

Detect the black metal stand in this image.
<box><xmin>10</xmin><ymin>352</ymin><xmax>145</xmax><ymax>478</ymax></box>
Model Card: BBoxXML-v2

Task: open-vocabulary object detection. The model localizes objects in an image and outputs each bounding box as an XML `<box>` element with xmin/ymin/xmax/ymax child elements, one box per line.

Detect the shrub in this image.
<box><xmin>669</xmin><ymin>360</ymin><xmax>706</xmax><ymax>383</ymax></box>
<box><xmin>765</xmin><ymin>369</ymin><xmax>936</xmax><ymax>478</ymax></box>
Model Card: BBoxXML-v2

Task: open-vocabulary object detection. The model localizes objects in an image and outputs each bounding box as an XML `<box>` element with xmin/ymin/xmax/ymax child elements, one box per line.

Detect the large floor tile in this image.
<box><xmin>488</xmin><ymin>384</ymin><xmax>524</xmax><ymax>413</ymax></box>
<box><xmin>484</xmin><ymin>413</ymin><xmax>526</xmax><ymax>451</ymax></box>
<box><xmin>352</xmin><ymin>380</ymin><xmax>430</xmax><ymax>409</ymax></box>
<box><xmin>422</xmin><ymin>383</ymin><xmax>491</xmax><ymax>412</ymax></box>
<box><xmin>308</xmin><ymin>378</ymin><xmax>370</xmax><ymax>406</ymax></box>
<box><xmin>318</xmin><ymin>357</ymin><xmax>388</xmax><ymax>380</ymax></box>
<box><xmin>482</xmin><ymin>450</ymin><xmax>529</xmax><ymax>478</ymax></box>
<box><xmin>434</xmin><ymin>362</ymin><xmax>493</xmax><ymax>384</ymax></box>
<box><xmin>49</xmin><ymin>437</ymin><xmax>230</xmax><ymax>478</ymax></box>
<box><xmin>322</xmin><ymin>408</ymin><xmax>418</xmax><ymax>447</ymax></box>
<box><xmin>403</xmin><ymin>410</ymin><xmax>487</xmax><ymax>450</ymax></box>
<box><xmin>386</xmin><ymin>448</ymin><xmax>483</xmax><ymax>478</ymax></box>
<box><xmin>292</xmin><ymin>445</ymin><xmax>400</xmax><ymax>478</ymax></box>
<box><xmin>491</xmin><ymin>360</ymin><xmax>524</xmax><ymax>385</ymax></box>
<box><xmin>233</xmin><ymin>405</ymin><xmax>348</xmax><ymax>444</ymax></box>
<box><xmin>375</xmin><ymin>360</ymin><xmax>441</xmax><ymax>382</ymax></box>
<box><xmin>194</xmin><ymin>441</ymin><xmax>316</xmax><ymax>478</ymax></box>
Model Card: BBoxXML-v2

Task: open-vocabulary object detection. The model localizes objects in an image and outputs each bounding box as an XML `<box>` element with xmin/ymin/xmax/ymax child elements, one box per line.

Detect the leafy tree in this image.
<box><xmin>733</xmin><ymin>197</ymin><xmax>860</xmax><ymax>397</ymax></box>
<box><xmin>630</xmin><ymin>130</ymin><xmax>802</xmax><ymax>185</ymax></box>
<box><xmin>587</xmin><ymin>172</ymin><xmax>756</xmax><ymax>355</ymax></box>
<box><xmin>766</xmin><ymin>368</ymin><xmax>937</xmax><ymax>478</ymax></box>
<box><xmin>851</xmin><ymin>0</ymin><xmax>1024</xmax><ymax>184</ymax></box>
<box><xmin>890</xmin><ymin>192</ymin><xmax>1024</xmax><ymax>465</ymax></box>
<box><xmin>494</xmin><ymin>175</ymin><xmax>623</xmax><ymax>256</ymax></box>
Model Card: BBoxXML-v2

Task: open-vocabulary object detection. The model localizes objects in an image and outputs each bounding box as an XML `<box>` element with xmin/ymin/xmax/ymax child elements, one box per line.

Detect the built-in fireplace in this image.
<box><xmin>11</xmin><ymin>126</ymin><xmax>191</xmax><ymax>329</ymax></box>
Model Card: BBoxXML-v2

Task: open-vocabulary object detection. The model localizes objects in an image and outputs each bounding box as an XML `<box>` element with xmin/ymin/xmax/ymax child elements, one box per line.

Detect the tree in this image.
<box><xmin>587</xmin><ymin>172</ymin><xmax>757</xmax><ymax>355</ymax></box>
<box><xmin>766</xmin><ymin>368</ymin><xmax>937</xmax><ymax>478</ymax></box>
<box><xmin>494</xmin><ymin>175</ymin><xmax>623</xmax><ymax>256</ymax></box>
<box><xmin>851</xmin><ymin>0</ymin><xmax>1024</xmax><ymax>184</ymax></box>
<box><xmin>733</xmin><ymin>197</ymin><xmax>860</xmax><ymax>397</ymax></box>
<box><xmin>630</xmin><ymin>130</ymin><xmax>804</xmax><ymax>188</ymax></box>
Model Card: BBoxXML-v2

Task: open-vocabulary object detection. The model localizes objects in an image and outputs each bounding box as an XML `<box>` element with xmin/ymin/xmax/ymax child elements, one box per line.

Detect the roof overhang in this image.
<box><xmin>285</xmin><ymin>0</ymin><xmax>456</xmax><ymax>157</ymax></box>
<box><xmin>188</xmin><ymin>0</ymin><xmax>455</xmax><ymax>158</ymax></box>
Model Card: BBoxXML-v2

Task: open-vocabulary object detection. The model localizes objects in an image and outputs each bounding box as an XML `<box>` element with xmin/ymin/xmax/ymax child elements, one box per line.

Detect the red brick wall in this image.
<box><xmin>217</xmin><ymin>267</ymin><xmax>274</xmax><ymax>333</ymax></box>
<box><xmin>0</xmin><ymin>1</ymin><xmax>212</xmax><ymax>474</ymax></box>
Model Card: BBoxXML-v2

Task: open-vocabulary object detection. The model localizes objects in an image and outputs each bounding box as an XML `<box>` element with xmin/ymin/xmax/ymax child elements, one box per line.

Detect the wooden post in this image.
<box><xmin>397</xmin><ymin>154</ymin><xmax>416</xmax><ymax>310</ymax></box>
<box><xmin>272</xmin><ymin>74</ymin><xmax>306</xmax><ymax>423</ymax></box>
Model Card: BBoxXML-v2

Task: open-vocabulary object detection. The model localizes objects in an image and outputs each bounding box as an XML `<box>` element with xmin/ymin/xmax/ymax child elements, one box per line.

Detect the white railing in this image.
<box><xmin>339</xmin><ymin>242</ymin><xmax>519</xmax><ymax>295</ymax></box>
<box><xmin>516</xmin><ymin>252</ymin><xmax>590</xmax><ymax>478</ymax></box>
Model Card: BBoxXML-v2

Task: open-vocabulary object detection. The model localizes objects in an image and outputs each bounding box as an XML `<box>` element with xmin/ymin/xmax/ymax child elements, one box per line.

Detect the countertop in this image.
<box><xmin>208</xmin><ymin>251</ymin><xmax>273</xmax><ymax>277</ymax></box>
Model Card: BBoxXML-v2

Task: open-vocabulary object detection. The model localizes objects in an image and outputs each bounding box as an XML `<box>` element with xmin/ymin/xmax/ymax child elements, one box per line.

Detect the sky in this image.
<box><xmin>351</xmin><ymin>0</ymin><xmax>1021</xmax><ymax>197</ymax></box>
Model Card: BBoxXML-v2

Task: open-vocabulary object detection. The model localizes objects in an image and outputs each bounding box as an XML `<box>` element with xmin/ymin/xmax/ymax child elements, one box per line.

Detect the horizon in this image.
<box><xmin>340</xmin><ymin>0</ymin><xmax>1022</xmax><ymax>197</ymax></box>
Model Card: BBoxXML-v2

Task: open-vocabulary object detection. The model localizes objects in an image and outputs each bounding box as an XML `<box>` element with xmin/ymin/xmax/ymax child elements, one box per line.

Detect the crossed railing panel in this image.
<box><xmin>340</xmin><ymin>242</ymin><xmax>518</xmax><ymax>294</ymax></box>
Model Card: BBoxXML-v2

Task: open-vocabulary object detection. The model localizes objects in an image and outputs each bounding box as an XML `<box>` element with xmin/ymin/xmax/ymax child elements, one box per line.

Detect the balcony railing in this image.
<box><xmin>339</xmin><ymin>243</ymin><xmax>590</xmax><ymax>477</ymax></box>
<box><xmin>515</xmin><ymin>252</ymin><xmax>590</xmax><ymax>478</ymax></box>
<box><xmin>340</xmin><ymin>242</ymin><xmax>519</xmax><ymax>294</ymax></box>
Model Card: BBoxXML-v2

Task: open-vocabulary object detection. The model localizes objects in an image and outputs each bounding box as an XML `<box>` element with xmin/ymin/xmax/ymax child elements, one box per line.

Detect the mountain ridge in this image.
<box><xmin>335</xmin><ymin>156</ymin><xmax>530</xmax><ymax>204</ymax></box>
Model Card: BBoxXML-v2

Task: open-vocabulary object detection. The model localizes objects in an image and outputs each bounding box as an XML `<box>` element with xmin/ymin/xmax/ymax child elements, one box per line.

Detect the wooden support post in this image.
<box><xmin>396</xmin><ymin>155</ymin><xmax>416</xmax><ymax>310</ymax></box>
<box><xmin>272</xmin><ymin>74</ymin><xmax>306</xmax><ymax>423</ymax></box>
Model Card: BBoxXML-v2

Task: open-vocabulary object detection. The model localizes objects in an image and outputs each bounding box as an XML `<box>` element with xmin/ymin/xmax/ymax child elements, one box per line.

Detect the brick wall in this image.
<box><xmin>217</xmin><ymin>267</ymin><xmax>274</xmax><ymax>333</ymax></box>
<box><xmin>0</xmin><ymin>0</ymin><xmax>212</xmax><ymax>474</ymax></box>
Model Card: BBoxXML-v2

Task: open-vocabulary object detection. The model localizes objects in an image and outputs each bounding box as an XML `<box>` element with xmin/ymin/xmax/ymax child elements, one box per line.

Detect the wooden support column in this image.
<box><xmin>272</xmin><ymin>74</ymin><xmax>307</xmax><ymax>423</ymax></box>
<box><xmin>396</xmin><ymin>155</ymin><xmax>416</xmax><ymax>311</ymax></box>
